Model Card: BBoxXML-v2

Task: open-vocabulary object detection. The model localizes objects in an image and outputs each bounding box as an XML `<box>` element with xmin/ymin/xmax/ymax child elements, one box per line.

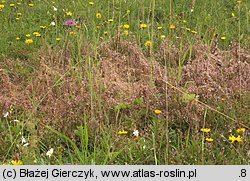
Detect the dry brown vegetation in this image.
<box><xmin>0</xmin><ymin>39</ymin><xmax>249</xmax><ymax>137</ymax></box>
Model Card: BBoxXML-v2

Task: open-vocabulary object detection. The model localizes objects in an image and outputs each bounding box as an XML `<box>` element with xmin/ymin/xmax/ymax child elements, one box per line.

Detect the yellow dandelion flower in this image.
<box><xmin>16</xmin><ymin>18</ymin><xmax>20</xmax><ymax>21</ymax></box>
<box><xmin>17</xmin><ymin>12</ymin><xmax>22</xmax><ymax>16</ymax></box>
<box><xmin>220</xmin><ymin>36</ymin><xmax>226</xmax><ymax>40</ymax></box>
<box><xmin>69</xmin><ymin>31</ymin><xmax>76</xmax><ymax>35</ymax></box>
<box><xmin>144</xmin><ymin>41</ymin><xmax>152</xmax><ymax>48</ymax></box>
<box><xmin>123</xmin><ymin>24</ymin><xmax>130</xmax><ymax>29</ymax></box>
<box><xmin>108</xmin><ymin>19</ymin><xmax>114</xmax><ymax>23</ymax></box>
<box><xmin>16</xmin><ymin>37</ymin><xmax>20</xmax><ymax>41</ymax></box>
<box><xmin>66</xmin><ymin>11</ymin><xmax>72</xmax><ymax>16</ymax></box>
<box><xmin>200</xmin><ymin>128</ymin><xmax>211</xmax><ymax>133</ymax></box>
<box><xmin>56</xmin><ymin>38</ymin><xmax>61</xmax><ymax>41</ymax></box>
<box><xmin>28</xmin><ymin>4</ymin><xmax>34</xmax><ymax>7</ymax></box>
<box><xmin>96</xmin><ymin>25</ymin><xmax>100</xmax><ymax>29</ymax></box>
<box><xmin>25</xmin><ymin>39</ymin><xmax>33</xmax><ymax>44</ymax></box>
<box><xmin>232</xmin><ymin>12</ymin><xmax>235</xmax><ymax>17</ymax></box>
<box><xmin>26</xmin><ymin>34</ymin><xmax>31</xmax><ymax>37</ymax></box>
<box><xmin>205</xmin><ymin>137</ymin><xmax>214</xmax><ymax>142</ymax></box>
<box><xmin>11</xmin><ymin>160</ymin><xmax>23</xmax><ymax>165</ymax></box>
<box><xmin>191</xmin><ymin>30</ymin><xmax>197</xmax><ymax>34</ymax></box>
<box><xmin>154</xmin><ymin>109</ymin><xmax>161</xmax><ymax>114</ymax></box>
<box><xmin>183</xmin><ymin>20</ymin><xmax>187</xmax><ymax>23</ymax></box>
<box><xmin>96</xmin><ymin>13</ymin><xmax>101</xmax><ymax>19</ymax></box>
<box><xmin>235</xmin><ymin>135</ymin><xmax>243</xmax><ymax>142</ymax></box>
<box><xmin>10</xmin><ymin>4</ymin><xmax>15</xmax><ymax>7</ymax></box>
<box><xmin>236</xmin><ymin>128</ymin><xmax>246</xmax><ymax>134</ymax></box>
<box><xmin>17</xmin><ymin>2</ymin><xmax>21</xmax><ymax>5</ymax></box>
<box><xmin>170</xmin><ymin>24</ymin><xmax>175</xmax><ymax>29</ymax></box>
<box><xmin>75</xmin><ymin>25</ymin><xmax>81</xmax><ymax>29</ymax></box>
<box><xmin>0</xmin><ymin>4</ymin><xmax>4</xmax><ymax>9</ymax></box>
<box><xmin>104</xmin><ymin>31</ymin><xmax>108</xmax><ymax>35</ymax></box>
<box><xmin>88</xmin><ymin>2</ymin><xmax>94</xmax><ymax>5</ymax></box>
<box><xmin>140</xmin><ymin>23</ymin><xmax>147</xmax><ymax>29</ymax></box>
<box><xmin>186</xmin><ymin>28</ymin><xmax>191</xmax><ymax>31</ymax></box>
<box><xmin>40</xmin><ymin>26</ymin><xmax>46</xmax><ymax>29</ymax></box>
<box><xmin>160</xmin><ymin>35</ymin><xmax>166</xmax><ymax>39</ymax></box>
<box><xmin>157</xmin><ymin>26</ymin><xmax>163</xmax><ymax>30</ymax></box>
<box><xmin>118</xmin><ymin>130</ymin><xmax>128</xmax><ymax>135</ymax></box>
<box><xmin>123</xmin><ymin>30</ymin><xmax>129</xmax><ymax>36</ymax></box>
<box><xmin>229</xmin><ymin>135</ymin><xmax>243</xmax><ymax>143</ymax></box>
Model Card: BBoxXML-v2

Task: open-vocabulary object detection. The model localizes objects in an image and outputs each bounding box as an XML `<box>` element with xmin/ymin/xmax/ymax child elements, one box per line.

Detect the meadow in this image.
<box><xmin>0</xmin><ymin>0</ymin><xmax>249</xmax><ymax>165</ymax></box>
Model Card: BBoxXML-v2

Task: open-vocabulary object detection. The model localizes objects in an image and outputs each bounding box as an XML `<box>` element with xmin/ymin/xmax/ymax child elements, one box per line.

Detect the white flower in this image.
<box><xmin>13</xmin><ymin>119</ymin><xmax>20</xmax><ymax>123</ymax></box>
<box><xmin>21</xmin><ymin>136</ymin><xmax>26</xmax><ymax>144</ymax></box>
<box><xmin>46</xmin><ymin>148</ymin><xmax>54</xmax><ymax>158</ymax></box>
<box><xmin>133</xmin><ymin>130</ymin><xmax>139</xmax><ymax>137</ymax></box>
<box><xmin>3</xmin><ymin>112</ymin><xmax>9</xmax><ymax>118</ymax></box>
<box><xmin>52</xmin><ymin>6</ymin><xmax>57</xmax><ymax>11</ymax></box>
<box><xmin>23</xmin><ymin>143</ymin><xmax>30</xmax><ymax>147</ymax></box>
<box><xmin>50</xmin><ymin>21</ymin><xmax>56</xmax><ymax>26</ymax></box>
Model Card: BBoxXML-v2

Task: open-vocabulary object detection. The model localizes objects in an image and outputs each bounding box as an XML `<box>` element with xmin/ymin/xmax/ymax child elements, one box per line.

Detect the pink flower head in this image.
<box><xmin>64</xmin><ymin>19</ymin><xmax>77</xmax><ymax>26</ymax></box>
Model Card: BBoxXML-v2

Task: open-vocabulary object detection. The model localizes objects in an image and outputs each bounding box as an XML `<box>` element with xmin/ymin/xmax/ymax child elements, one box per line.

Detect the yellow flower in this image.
<box><xmin>186</xmin><ymin>28</ymin><xmax>191</xmax><ymax>31</ymax></box>
<box><xmin>200</xmin><ymin>128</ymin><xmax>211</xmax><ymax>133</ymax></box>
<box><xmin>34</xmin><ymin>33</ymin><xmax>41</xmax><ymax>37</ymax></box>
<box><xmin>104</xmin><ymin>31</ymin><xmax>108</xmax><ymax>35</ymax></box>
<box><xmin>154</xmin><ymin>109</ymin><xmax>161</xmax><ymax>114</ymax></box>
<box><xmin>88</xmin><ymin>2</ymin><xmax>94</xmax><ymax>5</ymax></box>
<box><xmin>191</xmin><ymin>30</ymin><xmax>197</xmax><ymax>34</ymax></box>
<box><xmin>170</xmin><ymin>24</ymin><xmax>175</xmax><ymax>29</ymax></box>
<box><xmin>10</xmin><ymin>4</ymin><xmax>15</xmax><ymax>7</ymax></box>
<box><xmin>25</xmin><ymin>39</ymin><xmax>33</xmax><ymax>44</ymax></box>
<box><xmin>205</xmin><ymin>137</ymin><xmax>214</xmax><ymax>142</ymax></box>
<box><xmin>96</xmin><ymin>13</ymin><xmax>101</xmax><ymax>19</ymax></box>
<box><xmin>157</xmin><ymin>26</ymin><xmax>163</xmax><ymax>30</ymax></box>
<box><xmin>235</xmin><ymin>135</ymin><xmax>243</xmax><ymax>142</ymax></box>
<box><xmin>16</xmin><ymin>37</ymin><xmax>20</xmax><ymax>41</ymax></box>
<box><xmin>183</xmin><ymin>20</ymin><xmax>187</xmax><ymax>23</ymax></box>
<box><xmin>40</xmin><ymin>26</ymin><xmax>46</xmax><ymax>29</ymax></box>
<box><xmin>232</xmin><ymin>12</ymin><xmax>235</xmax><ymax>17</ymax></box>
<box><xmin>69</xmin><ymin>31</ymin><xmax>76</xmax><ymax>35</ymax></box>
<box><xmin>17</xmin><ymin>12</ymin><xmax>22</xmax><ymax>16</ymax></box>
<box><xmin>229</xmin><ymin>135</ymin><xmax>243</xmax><ymax>143</ymax></box>
<box><xmin>11</xmin><ymin>160</ymin><xmax>23</xmax><ymax>165</ymax></box>
<box><xmin>16</xmin><ymin>18</ymin><xmax>20</xmax><ymax>21</ymax></box>
<box><xmin>160</xmin><ymin>35</ymin><xmax>166</xmax><ymax>39</ymax></box>
<box><xmin>75</xmin><ymin>25</ymin><xmax>81</xmax><ymax>29</ymax></box>
<box><xmin>118</xmin><ymin>130</ymin><xmax>128</xmax><ymax>135</ymax></box>
<box><xmin>26</xmin><ymin>34</ymin><xmax>31</xmax><ymax>37</ymax></box>
<box><xmin>108</xmin><ymin>19</ymin><xmax>114</xmax><ymax>23</ymax></box>
<box><xmin>17</xmin><ymin>2</ymin><xmax>21</xmax><ymax>5</ymax></box>
<box><xmin>56</xmin><ymin>38</ymin><xmax>61</xmax><ymax>41</ymax></box>
<box><xmin>28</xmin><ymin>4</ymin><xmax>34</xmax><ymax>7</ymax></box>
<box><xmin>0</xmin><ymin>4</ymin><xmax>4</xmax><ymax>8</ymax></box>
<box><xmin>123</xmin><ymin>24</ymin><xmax>130</xmax><ymax>29</ymax></box>
<box><xmin>66</xmin><ymin>11</ymin><xmax>72</xmax><ymax>16</ymax></box>
<box><xmin>140</xmin><ymin>23</ymin><xmax>147</xmax><ymax>29</ymax></box>
<box><xmin>144</xmin><ymin>41</ymin><xmax>152</xmax><ymax>48</ymax></box>
<box><xmin>123</xmin><ymin>30</ymin><xmax>129</xmax><ymax>36</ymax></box>
<box><xmin>220</xmin><ymin>36</ymin><xmax>226</xmax><ymax>40</ymax></box>
<box><xmin>236</xmin><ymin>128</ymin><xmax>246</xmax><ymax>134</ymax></box>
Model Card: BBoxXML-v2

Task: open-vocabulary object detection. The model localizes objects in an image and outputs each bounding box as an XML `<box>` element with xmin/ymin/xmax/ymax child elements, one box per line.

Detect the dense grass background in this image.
<box><xmin>0</xmin><ymin>0</ymin><xmax>249</xmax><ymax>165</ymax></box>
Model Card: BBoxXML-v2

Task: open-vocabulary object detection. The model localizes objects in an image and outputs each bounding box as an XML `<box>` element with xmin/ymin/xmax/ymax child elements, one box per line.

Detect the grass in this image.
<box><xmin>0</xmin><ymin>0</ymin><xmax>249</xmax><ymax>165</ymax></box>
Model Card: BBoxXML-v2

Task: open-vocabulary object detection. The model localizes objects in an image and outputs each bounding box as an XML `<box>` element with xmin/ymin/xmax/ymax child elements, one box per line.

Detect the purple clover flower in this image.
<box><xmin>63</xmin><ymin>19</ymin><xmax>77</xmax><ymax>26</ymax></box>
